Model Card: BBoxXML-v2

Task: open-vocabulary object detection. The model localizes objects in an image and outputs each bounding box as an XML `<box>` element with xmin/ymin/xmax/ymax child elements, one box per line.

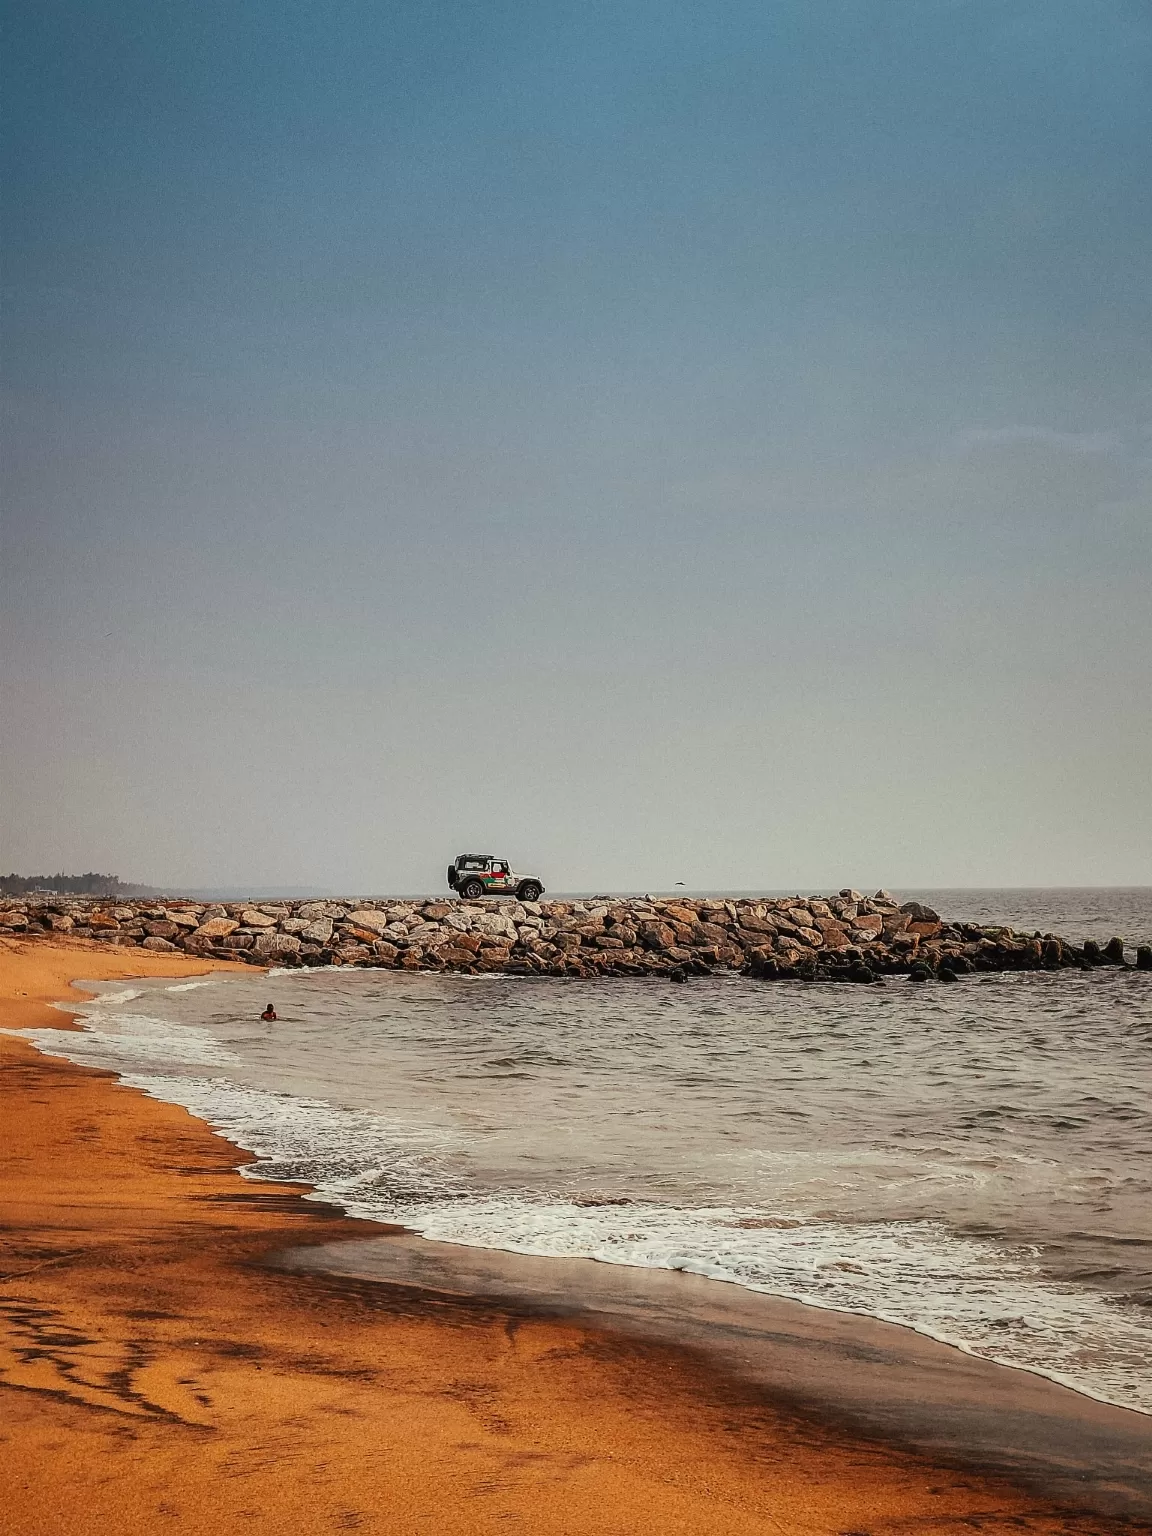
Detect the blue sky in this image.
<box><xmin>3</xmin><ymin>1</ymin><xmax>1150</xmax><ymax>890</ymax></box>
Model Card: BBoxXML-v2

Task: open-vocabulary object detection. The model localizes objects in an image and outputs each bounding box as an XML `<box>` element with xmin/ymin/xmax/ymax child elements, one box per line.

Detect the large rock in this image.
<box><xmin>814</xmin><ymin>918</ymin><xmax>850</xmax><ymax>948</ymax></box>
<box><xmin>252</xmin><ymin>931</ymin><xmax>302</xmax><ymax>959</ymax></box>
<box><xmin>472</xmin><ymin>911</ymin><xmax>516</xmax><ymax>938</ymax></box>
<box><xmin>301</xmin><ymin>917</ymin><xmax>334</xmax><ymax>945</ymax></box>
<box><xmin>240</xmin><ymin>909</ymin><xmax>278</xmax><ymax>929</ymax></box>
<box><xmin>141</xmin><ymin>936</ymin><xmax>178</xmax><ymax>953</ymax></box>
<box><xmin>165</xmin><ymin>909</ymin><xmax>202</xmax><ymax>928</ymax></box>
<box><xmin>738</xmin><ymin>913</ymin><xmax>777</xmax><ymax>934</ymax></box>
<box><xmin>345</xmin><ymin>925</ymin><xmax>386</xmax><ymax>944</ymax></box>
<box><xmin>900</xmin><ymin>901</ymin><xmax>941</xmax><ymax>923</ymax></box>
<box><xmin>344</xmin><ymin>909</ymin><xmax>391</xmax><ymax>935</ymax></box>
<box><xmin>406</xmin><ymin>922</ymin><xmax>445</xmax><ymax>945</ymax></box>
<box><xmin>195</xmin><ymin>917</ymin><xmax>239</xmax><ymax>940</ymax></box>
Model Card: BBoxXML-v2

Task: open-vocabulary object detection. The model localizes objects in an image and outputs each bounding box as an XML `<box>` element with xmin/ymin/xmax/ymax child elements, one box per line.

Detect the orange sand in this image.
<box><xmin>0</xmin><ymin>939</ymin><xmax>1127</xmax><ymax>1534</ymax></box>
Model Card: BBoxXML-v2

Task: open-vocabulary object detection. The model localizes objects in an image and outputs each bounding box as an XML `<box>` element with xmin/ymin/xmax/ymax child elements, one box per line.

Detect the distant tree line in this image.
<box><xmin>0</xmin><ymin>872</ymin><xmax>159</xmax><ymax>897</ymax></box>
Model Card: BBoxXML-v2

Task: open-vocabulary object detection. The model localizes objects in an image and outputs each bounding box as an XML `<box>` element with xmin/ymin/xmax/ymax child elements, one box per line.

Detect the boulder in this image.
<box><xmin>852</xmin><ymin>914</ymin><xmax>883</xmax><ymax>938</ymax></box>
<box><xmin>1104</xmin><ymin>936</ymin><xmax>1126</xmax><ymax>965</ymax></box>
<box><xmin>141</xmin><ymin>936</ymin><xmax>178</xmax><ymax>953</ymax></box>
<box><xmin>144</xmin><ymin>920</ymin><xmax>179</xmax><ymax>939</ymax></box>
<box><xmin>908</xmin><ymin>920</ymin><xmax>943</xmax><ymax>940</ymax></box>
<box><xmin>165</xmin><ymin>909</ymin><xmax>202</xmax><ymax>928</ymax></box>
<box><xmin>738</xmin><ymin>913</ymin><xmax>778</xmax><ymax>934</ymax></box>
<box><xmin>345</xmin><ymin>909</ymin><xmax>391</xmax><ymax>935</ymax></box>
<box><xmin>662</xmin><ymin>906</ymin><xmax>699</xmax><ymax>927</ymax></box>
<box><xmin>1136</xmin><ymin>946</ymin><xmax>1152</xmax><ymax>971</ymax></box>
<box><xmin>472</xmin><ymin>912</ymin><xmax>516</xmax><ymax>938</ymax></box>
<box><xmin>195</xmin><ymin>917</ymin><xmax>239</xmax><ymax>940</ymax></box>
<box><xmin>345</xmin><ymin>926</ymin><xmax>386</xmax><ymax>944</ymax></box>
<box><xmin>437</xmin><ymin>945</ymin><xmax>477</xmax><ymax>967</ymax></box>
<box><xmin>88</xmin><ymin>912</ymin><xmax>120</xmax><ymax>930</ymax></box>
<box><xmin>240</xmin><ymin>909</ymin><xmax>278</xmax><ymax>929</ymax></box>
<box><xmin>406</xmin><ymin>922</ymin><xmax>445</xmax><ymax>945</ymax></box>
<box><xmin>900</xmin><ymin>901</ymin><xmax>941</xmax><ymax>923</ymax></box>
<box><xmin>252</xmin><ymin>931</ymin><xmax>302</xmax><ymax>959</ymax></box>
<box><xmin>301</xmin><ymin>917</ymin><xmax>334</xmax><ymax>945</ymax></box>
<box><xmin>814</xmin><ymin>919</ymin><xmax>850</xmax><ymax>948</ymax></box>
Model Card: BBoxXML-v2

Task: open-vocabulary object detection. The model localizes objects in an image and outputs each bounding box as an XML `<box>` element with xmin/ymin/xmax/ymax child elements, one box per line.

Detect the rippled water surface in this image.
<box><xmin>19</xmin><ymin>888</ymin><xmax>1152</xmax><ymax>1413</ymax></box>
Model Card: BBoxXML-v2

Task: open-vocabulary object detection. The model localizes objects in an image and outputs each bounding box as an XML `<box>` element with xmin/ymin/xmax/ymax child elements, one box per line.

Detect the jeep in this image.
<box><xmin>447</xmin><ymin>855</ymin><xmax>544</xmax><ymax>902</ymax></box>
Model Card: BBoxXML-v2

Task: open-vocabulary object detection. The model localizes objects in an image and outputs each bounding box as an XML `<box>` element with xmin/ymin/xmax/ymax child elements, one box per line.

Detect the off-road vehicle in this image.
<box><xmin>447</xmin><ymin>855</ymin><xmax>544</xmax><ymax>902</ymax></box>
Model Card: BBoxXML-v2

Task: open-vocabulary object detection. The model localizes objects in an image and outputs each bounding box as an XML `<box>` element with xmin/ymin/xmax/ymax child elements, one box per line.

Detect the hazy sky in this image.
<box><xmin>3</xmin><ymin>1</ymin><xmax>1150</xmax><ymax>893</ymax></box>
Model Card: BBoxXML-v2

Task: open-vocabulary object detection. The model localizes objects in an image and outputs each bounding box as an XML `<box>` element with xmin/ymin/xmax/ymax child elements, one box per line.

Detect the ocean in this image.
<box><xmin>20</xmin><ymin>888</ymin><xmax>1152</xmax><ymax>1419</ymax></box>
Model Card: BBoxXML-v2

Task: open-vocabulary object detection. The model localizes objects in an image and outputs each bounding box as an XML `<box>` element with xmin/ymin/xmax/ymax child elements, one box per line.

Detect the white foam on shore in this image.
<box><xmin>15</xmin><ymin>998</ymin><xmax>1152</xmax><ymax>1418</ymax></box>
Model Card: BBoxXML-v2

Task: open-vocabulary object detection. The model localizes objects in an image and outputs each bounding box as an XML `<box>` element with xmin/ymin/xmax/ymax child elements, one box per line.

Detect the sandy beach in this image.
<box><xmin>1</xmin><ymin>938</ymin><xmax>1144</xmax><ymax>1535</ymax></box>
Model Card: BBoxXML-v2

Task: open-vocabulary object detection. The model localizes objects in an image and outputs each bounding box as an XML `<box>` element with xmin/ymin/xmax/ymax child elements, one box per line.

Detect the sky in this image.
<box><xmin>3</xmin><ymin>0</ymin><xmax>1150</xmax><ymax>894</ymax></box>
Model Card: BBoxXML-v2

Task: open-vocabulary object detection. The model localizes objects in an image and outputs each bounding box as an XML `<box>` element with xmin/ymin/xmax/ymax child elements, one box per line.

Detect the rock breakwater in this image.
<box><xmin>3</xmin><ymin>891</ymin><xmax>1148</xmax><ymax>982</ymax></box>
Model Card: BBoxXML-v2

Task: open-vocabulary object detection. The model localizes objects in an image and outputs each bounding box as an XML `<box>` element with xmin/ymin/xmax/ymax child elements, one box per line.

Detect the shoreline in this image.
<box><xmin>1</xmin><ymin>940</ymin><xmax>1146</xmax><ymax>1534</ymax></box>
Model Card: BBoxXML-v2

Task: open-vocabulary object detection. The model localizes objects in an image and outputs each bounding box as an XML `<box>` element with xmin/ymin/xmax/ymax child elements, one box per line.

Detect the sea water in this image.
<box><xmin>18</xmin><ymin>889</ymin><xmax>1152</xmax><ymax>1415</ymax></box>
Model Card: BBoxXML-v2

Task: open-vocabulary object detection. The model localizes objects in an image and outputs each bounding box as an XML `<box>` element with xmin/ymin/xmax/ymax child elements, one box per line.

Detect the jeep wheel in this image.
<box><xmin>460</xmin><ymin>879</ymin><xmax>485</xmax><ymax>900</ymax></box>
<box><xmin>517</xmin><ymin>881</ymin><xmax>543</xmax><ymax>902</ymax></box>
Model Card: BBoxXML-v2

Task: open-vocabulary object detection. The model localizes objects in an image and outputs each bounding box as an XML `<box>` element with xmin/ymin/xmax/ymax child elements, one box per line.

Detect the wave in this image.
<box><xmin>16</xmin><ymin>996</ymin><xmax>1152</xmax><ymax>1418</ymax></box>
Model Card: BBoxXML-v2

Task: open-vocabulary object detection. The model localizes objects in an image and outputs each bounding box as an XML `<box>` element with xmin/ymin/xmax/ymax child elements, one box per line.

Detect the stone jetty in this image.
<box><xmin>3</xmin><ymin>891</ymin><xmax>1148</xmax><ymax>982</ymax></box>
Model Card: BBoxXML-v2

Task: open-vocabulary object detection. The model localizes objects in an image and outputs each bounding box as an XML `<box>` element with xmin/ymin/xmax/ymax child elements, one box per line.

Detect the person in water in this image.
<box><xmin>261</xmin><ymin>1004</ymin><xmax>277</xmax><ymax>1021</ymax></box>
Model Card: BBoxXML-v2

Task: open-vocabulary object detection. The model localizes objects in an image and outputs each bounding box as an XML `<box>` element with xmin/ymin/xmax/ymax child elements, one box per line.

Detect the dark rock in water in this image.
<box><xmin>937</xmin><ymin>965</ymin><xmax>958</xmax><ymax>983</ymax></box>
<box><xmin>908</xmin><ymin>962</ymin><xmax>934</xmax><ymax>984</ymax></box>
<box><xmin>1042</xmin><ymin>938</ymin><xmax>1063</xmax><ymax>969</ymax></box>
<box><xmin>849</xmin><ymin>963</ymin><xmax>875</xmax><ymax>983</ymax></box>
<box><xmin>1104</xmin><ymin>936</ymin><xmax>1126</xmax><ymax>964</ymax></box>
<box><xmin>948</xmin><ymin>954</ymin><xmax>972</xmax><ymax>974</ymax></box>
<box><xmin>1082</xmin><ymin>940</ymin><xmax>1103</xmax><ymax>965</ymax></box>
<box><xmin>668</xmin><ymin>966</ymin><xmax>688</xmax><ymax>983</ymax></box>
<box><xmin>1135</xmin><ymin>946</ymin><xmax>1152</xmax><ymax>971</ymax></box>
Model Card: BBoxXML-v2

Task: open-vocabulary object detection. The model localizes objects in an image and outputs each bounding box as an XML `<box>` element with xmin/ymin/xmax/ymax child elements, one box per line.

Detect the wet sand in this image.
<box><xmin>1</xmin><ymin>938</ymin><xmax>1146</xmax><ymax>1534</ymax></box>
